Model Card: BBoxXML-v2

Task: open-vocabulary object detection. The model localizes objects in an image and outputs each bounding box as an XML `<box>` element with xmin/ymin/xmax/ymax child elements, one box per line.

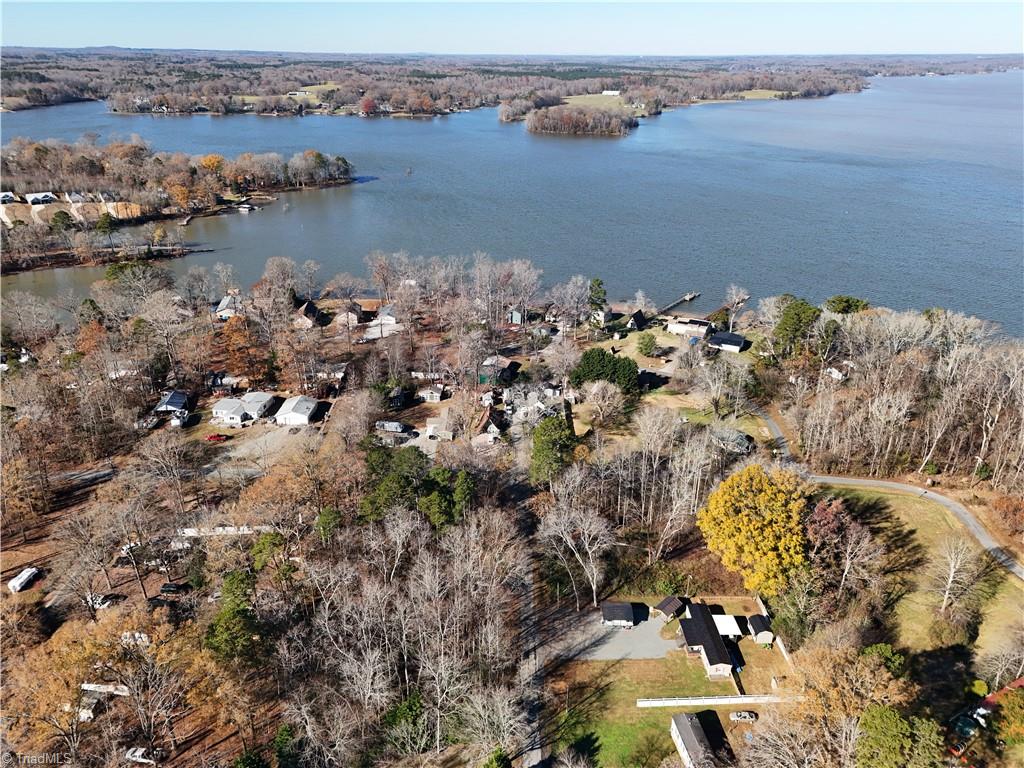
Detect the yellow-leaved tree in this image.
<box><xmin>696</xmin><ymin>463</ymin><xmax>809</xmax><ymax>596</ymax></box>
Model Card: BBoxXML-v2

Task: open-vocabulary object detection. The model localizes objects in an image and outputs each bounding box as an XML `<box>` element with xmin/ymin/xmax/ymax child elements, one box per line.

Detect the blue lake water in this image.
<box><xmin>3</xmin><ymin>70</ymin><xmax>1022</xmax><ymax>334</ymax></box>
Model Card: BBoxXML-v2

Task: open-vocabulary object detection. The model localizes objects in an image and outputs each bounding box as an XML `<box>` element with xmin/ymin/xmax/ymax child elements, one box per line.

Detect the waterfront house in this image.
<box><xmin>293</xmin><ymin>301</ymin><xmax>325</xmax><ymax>329</ymax></box>
<box><xmin>215</xmin><ymin>294</ymin><xmax>243</xmax><ymax>321</ymax></box>
<box><xmin>331</xmin><ymin>301</ymin><xmax>367</xmax><ymax>329</ymax></box>
<box><xmin>666</xmin><ymin>317</ymin><xmax>713</xmax><ymax>338</ymax></box>
<box><xmin>592</xmin><ymin>308</ymin><xmax>610</xmax><ymax>326</ymax></box>
<box><xmin>670</xmin><ymin>713</ymin><xmax>714</xmax><ymax>768</ymax></box>
<box><xmin>600</xmin><ymin>601</ymin><xmax>636</xmax><ymax>628</ymax></box>
<box><xmin>275</xmin><ymin>395</ymin><xmax>317</xmax><ymax>426</ymax></box>
<box><xmin>707</xmin><ymin>332</ymin><xmax>747</xmax><ymax>353</ymax></box>
<box><xmin>627</xmin><ymin>310</ymin><xmax>647</xmax><ymax>330</ymax></box>
<box><xmin>388</xmin><ymin>387</ymin><xmax>408</xmax><ymax>410</ymax></box>
<box><xmin>678</xmin><ymin>602</ymin><xmax>732</xmax><ymax>679</ymax></box>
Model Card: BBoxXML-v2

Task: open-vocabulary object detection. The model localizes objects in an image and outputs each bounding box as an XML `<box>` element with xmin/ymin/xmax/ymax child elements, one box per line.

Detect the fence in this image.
<box><xmin>637</xmin><ymin>694</ymin><xmax>798</xmax><ymax>708</ymax></box>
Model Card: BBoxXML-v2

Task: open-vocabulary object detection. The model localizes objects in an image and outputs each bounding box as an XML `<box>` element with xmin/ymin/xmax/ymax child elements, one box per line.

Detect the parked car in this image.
<box><xmin>159</xmin><ymin>582</ymin><xmax>188</xmax><ymax>595</ymax></box>
<box><xmin>949</xmin><ymin>740</ymin><xmax>971</xmax><ymax>757</ymax></box>
<box><xmin>729</xmin><ymin>711</ymin><xmax>758</xmax><ymax>722</ymax></box>
<box><xmin>7</xmin><ymin>567</ymin><xmax>41</xmax><ymax>594</ymax></box>
<box><xmin>204</xmin><ymin>433</ymin><xmax>230</xmax><ymax>443</ymax></box>
<box><xmin>125</xmin><ymin>746</ymin><xmax>165</xmax><ymax>764</ymax></box>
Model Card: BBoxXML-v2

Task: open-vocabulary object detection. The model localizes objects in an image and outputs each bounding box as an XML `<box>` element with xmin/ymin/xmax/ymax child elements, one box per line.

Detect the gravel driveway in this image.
<box><xmin>567</xmin><ymin>610</ymin><xmax>679</xmax><ymax>661</ymax></box>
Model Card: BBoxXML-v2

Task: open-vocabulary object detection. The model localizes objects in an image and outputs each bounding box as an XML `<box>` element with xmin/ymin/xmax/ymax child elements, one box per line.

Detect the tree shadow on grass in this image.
<box><xmin>829</xmin><ymin>490</ymin><xmax>929</xmax><ymax>609</ymax></box>
<box><xmin>539</xmin><ymin>657</ymin><xmax>622</xmax><ymax>761</ymax></box>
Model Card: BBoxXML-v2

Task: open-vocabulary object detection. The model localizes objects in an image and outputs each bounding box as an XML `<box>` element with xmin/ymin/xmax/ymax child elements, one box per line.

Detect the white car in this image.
<box><xmin>7</xmin><ymin>567</ymin><xmax>41</xmax><ymax>594</ymax></box>
<box><xmin>83</xmin><ymin>593</ymin><xmax>117</xmax><ymax>610</ymax></box>
<box><xmin>125</xmin><ymin>747</ymin><xmax>164</xmax><ymax>765</ymax></box>
<box><xmin>729</xmin><ymin>711</ymin><xmax>758</xmax><ymax>722</ymax></box>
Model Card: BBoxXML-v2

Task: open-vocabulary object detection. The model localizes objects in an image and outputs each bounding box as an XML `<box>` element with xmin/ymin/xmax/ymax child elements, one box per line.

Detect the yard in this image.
<box><xmin>824</xmin><ymin>485</ymin><xmax>1021</xmax><ymax>656</ymax></box>
<box><xmin>549</xmin><ymin>654</ymin><xmax>734</xmax><ymax>768</ymax></box>
<box><xmin>695</xmin><ymin>89</ymin><xmax>789</xmax><ymax>104</ymax></box>
<box><xmin>563</xmin><ymin>93</ymin><xmax>649</xmax><ymax>116</ymax></box>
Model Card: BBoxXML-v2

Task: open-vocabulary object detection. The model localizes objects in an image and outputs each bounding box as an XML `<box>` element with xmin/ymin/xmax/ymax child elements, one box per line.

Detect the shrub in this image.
<box><xmin>636</xmin><ymin>332</ymin><xmax>656</xmax><ymax>357</ymax></box>
<box><xmin>973</xmin><ymin>462</ymin><xmax>993</xmax><ymax>481</ymax></box>
<box><xmin>993</xmin><ymin>495</ymin><xmax>1024</xmax><ymax>535</ymax></box>
<box><xmin>922</xmin><ymin>461</ymin><xmax>940</xmax><ymax>476</ymax></box>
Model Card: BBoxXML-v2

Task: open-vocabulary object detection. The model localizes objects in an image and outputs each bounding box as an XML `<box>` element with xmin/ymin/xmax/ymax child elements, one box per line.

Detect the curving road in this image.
<box><xmin>750</xmin><ymin>407</ymin><xmax>1023</xmax><ymax>582</ymax></box>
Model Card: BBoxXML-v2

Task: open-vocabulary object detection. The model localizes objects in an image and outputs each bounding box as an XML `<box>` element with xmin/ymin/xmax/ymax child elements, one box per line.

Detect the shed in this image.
<box><xmin>276</xmin><ymin>395</ymin><xmax>317</xmax><ymax>426</ymax></box>
<box><xmin>670</xmin><ymin>713</ymin><xmax>714</xmax><ymax>768</ymax></box>
<box><xmin>707</xmin><ymin>332</ymin><xmax>747</xmax><ymax>353</ymax></box>
<box><xmin>654</xmin><ymin>596</ymin><xmax>685</xmax><ymax>622</ymax></box>
<box><xmin>600</xmin><ymin>601</ymin><xmax>635</xmax><ymax>628</ymax></box>
<box><xmin>626</xmin><ymin>310</ymin><xmax>646</xmax><ymax>330</ymax></box>
<box><xmin>153</xmin><ymin>390</ymin><xmax>188</xmax><ymax>413</ymax></box>
<box><xmin>749</xmin><ymin>615</ymin><xmax>774</xmax><ymax>645</ymax></box>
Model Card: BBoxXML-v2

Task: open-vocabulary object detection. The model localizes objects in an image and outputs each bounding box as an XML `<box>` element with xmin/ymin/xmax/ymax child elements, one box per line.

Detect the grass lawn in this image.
<box><xmin>825</xmin><ymin>485</ymin><xmax>1022</xmax><ymax>656</ymax></box>
<box><xmin>551</xmin><ymin>655</ymin><xmax>734</xmax><ymax>768</ymax></box>
<box><xmin>695</xmin><ymin>89</ymin><xmax>789</xmax><ymax>104</ymax></box>
<box><xmin>564</xmin><ymin>93</ymin><xmax>648</xmax><ymax>116</ymax></box>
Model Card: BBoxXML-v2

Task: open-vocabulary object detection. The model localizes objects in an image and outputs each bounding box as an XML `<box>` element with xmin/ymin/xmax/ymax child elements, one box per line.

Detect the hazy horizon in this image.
<box><xmin>3</xmin><ymin>2</ymin><xmax>1022</xmax><ymax>57</ymax></box>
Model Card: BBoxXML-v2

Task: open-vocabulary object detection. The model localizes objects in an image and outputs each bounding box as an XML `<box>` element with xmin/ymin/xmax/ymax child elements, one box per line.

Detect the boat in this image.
<box><xmin>237</xmin><ymin>204</ymin><xmax>257</xmax><ymax>214</ymax></box>
<box><xmin>682</xmin><ymin>291</ymin><xmax>700</xmax><ymax>301</ymax></box>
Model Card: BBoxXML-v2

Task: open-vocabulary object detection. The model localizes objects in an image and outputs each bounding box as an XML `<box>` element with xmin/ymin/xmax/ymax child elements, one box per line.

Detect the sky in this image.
<box><xmin>2</xmin><ymin>1</ymin><xmax>1022</xmax><ymax>56</ymax></box>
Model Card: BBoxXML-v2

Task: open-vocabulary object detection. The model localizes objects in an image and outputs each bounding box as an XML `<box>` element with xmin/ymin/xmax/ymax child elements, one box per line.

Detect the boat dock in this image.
<box><xmin>656</xmin><ymin>290</ymin><xmax>701</xmax><ymax>316</ymax></box>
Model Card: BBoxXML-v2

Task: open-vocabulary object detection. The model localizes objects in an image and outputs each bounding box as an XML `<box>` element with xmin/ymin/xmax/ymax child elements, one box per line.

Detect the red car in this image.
<box><xmin>204</xmin><ymin>433</ymin><xmax>230</xmax><ymax>443</ymax></box>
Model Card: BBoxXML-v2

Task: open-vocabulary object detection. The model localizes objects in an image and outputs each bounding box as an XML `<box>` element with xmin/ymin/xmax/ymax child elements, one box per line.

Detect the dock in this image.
<box><xmin>656</xmin><ymin>290</ymin><xmax>701</xmax><ymax>316</ymax></box>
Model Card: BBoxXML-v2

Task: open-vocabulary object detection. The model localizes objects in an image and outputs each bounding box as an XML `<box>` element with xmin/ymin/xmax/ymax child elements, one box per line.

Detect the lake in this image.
<box><xmin>3</xmin><ymin>71</ymin><xmax>1022</xmax><ymax>334</ymax></box>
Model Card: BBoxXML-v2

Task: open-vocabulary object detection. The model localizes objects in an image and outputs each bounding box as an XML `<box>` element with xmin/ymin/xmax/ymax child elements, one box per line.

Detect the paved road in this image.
<box><xmin>812</xmin><ymin>475</ymin><xmax>1024</xmax><ymax>582</ymax></box>
<box><xmin>750</xmin><ymin>408</ymin><xmax>1023</xmax><ymax>583</ymax></box>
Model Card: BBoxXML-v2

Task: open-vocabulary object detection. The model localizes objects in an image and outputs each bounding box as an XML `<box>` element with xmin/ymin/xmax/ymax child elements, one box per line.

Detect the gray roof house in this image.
<box><xmin>670</xmin><ymin>713</ymin><xmax>714</xmax><ymax>768</ymax></box>
<box><xmin>600</xmin><ymin>601</ymin><xmax>635</xmax><ymax>628</ymax></box>
<box><xmin>153</xmin><ymin>390</ymin><xmax>188</xmax><ymax>413</ymax></box>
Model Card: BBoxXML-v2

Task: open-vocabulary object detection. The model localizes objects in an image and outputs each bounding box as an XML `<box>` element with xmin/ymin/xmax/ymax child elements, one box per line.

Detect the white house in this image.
<box><xmin>418</xmin><ymin>384</ymin><xmax>445</xmax><ymax>403</ymax></box>
<box><xmin>666</xmin><ymin>317</ymin><xmax>713</xmax><ymax>338</ymax></box>
<box><xmin>601</xmin><ymin>90</ymin><xmax>621</xmax><ymax>96</ymax></box>
<box><xmin>276</xmin><ymin>395</ymin><xmax>317</xmax><ymax>426</ymax></box>
<box><xmin>825</xmin><ymin>366</ymin><xmax>848</xmax><ymax>382</ymax></box>
<box><xmin>678</xmin><ymin>603</ymin><xmax>733</xmax><ymax>679</ymax></box>
<box><xmin>376</xmin><ymin>304</ymin><xmax>398</xmax><ymax>324</ymax></box>
<box><xmin>211</xmin><ymin>398</ymin><xmax>250</xmax><ymax>426</ymax></box>
<box><xmin>239</xmin><ymin>391</ymin><xmax>275</xmax><ymax>419</ymax></box>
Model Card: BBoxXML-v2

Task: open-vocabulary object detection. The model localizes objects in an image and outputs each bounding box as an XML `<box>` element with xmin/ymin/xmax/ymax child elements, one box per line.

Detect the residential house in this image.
<box><xmin>376</xmin><ymin>304</ymin><xmax>398</xmax><ymax>324</ymax></box>
<box><xmin>211</xmin><ymin>398</ymin><xmax>249</xmax><ymax>426</ymax></box>
<box><xmin>275</xmin><ymin>395</ymin><xmax>317</xmax><ymax>426</ymax></box>
<box><xmin>65</xmin><ymin>192</ymin><xmax>88</xmax><ymax>204</ymax></box>
<box><xmin>239</xmin><ymin>391</ymin><xmax>275</xmax><ymax>419</ymax></box>
<box><xmin>600</xmin><ymin>601</ymin><xmax>635</xmax><ymax>628</ymax></box>
<box><xmin>215</xmin><ymin>294</ymin><xmax>244</xmax><ymax>321</ymax></box>
<box><xmin>25</xmin><ymin>192</ymin><xmax>58</xmax><ymax>205</ymax></box>
<box><xmin>592</xmin><ymin>308</ymin><xmax>611</xmax><ymax>326</ymax></box>
<box><xmin>293</xmin><ymin>301</ymin><xmax>325</xmax><ymax>329</ymax></box>
<box><xmin>480</xmin><ymin>389</ymin><xmax>500</xmax><ymax>407</ymax></box>
<box><xmin>678</xmin><ymin>603</ymin><xmax>732</xmax><ymax>679</ymax></box>
<box><xmin>626</xmin><ymin>310</ymin><xmax>647</xmax><ymax>330</ymax></box>
<box><xmin>506</xmin><ymin>307</ymin><xmax>526</xmax><ymax>326</ymax></box>
<box><xmin>425</xmin><ymin>407</ymin><xmax>454</xmax><ymax>441</ymax></box>
<box><xmin>654</xmin><ymin>596</ymin><xmax>685</xmax><ymax>622</ymax></box>
<box><xmin>602</xmin><ymin>90</ymin><xmax>621</xmax><ymax>96</ymax></box>
<box><xmin>666</xmin><ymin>317</ymin><xmax>713</xmax><ymax>338</ymax></box>
<box><xmin>331</xmin><ymin>301</ymin><xmax>367</xmax><ymax>329</ymax></box>
<box><xmin>0</xmin><ymin>192</ymin><xmax>18</xmax><ymax>204</ymax></box>
<box><xmin>375</xmin><ymin>420</ymin><xmax>406</xmax><ymax>434</ymax></box>
<box><xmin>749</xmin><ymin>615</ymin><xmax>774</xmax><ymax>645</ymax></box>
<box><xmin>388</xmin><ymin>387</ymin><xmax>408</xmax><ymax>410</ymax></box>
<box><xmin>707</xmin><ymin>332</ymin><xmax>747</xmax><ymax>353</ymax></box>
<box><xmin>418</xmin><ymin>384</ymin><xmax>445</xmax><ymax>403</ymax></box>
<box><xmin>669</xmin><ymin>714</ymin><xmax>714</xmax><ymax>768</ymax></box>
<box><xmin>153</xmin><ymin>390</ymin><xmax>188</xmax><ymax>413</ymax></box>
